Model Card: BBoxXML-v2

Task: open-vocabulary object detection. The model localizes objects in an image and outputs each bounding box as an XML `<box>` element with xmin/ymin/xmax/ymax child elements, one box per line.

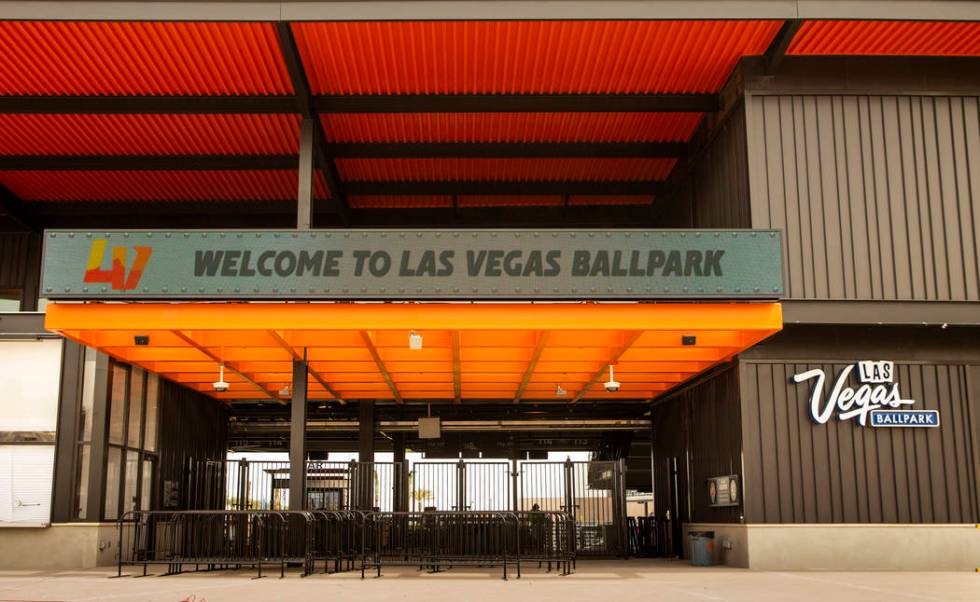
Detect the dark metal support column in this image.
<box><xmin>289</xmin><ymin>359</ymin><xmax>308</xmax><ymax>510</ymax></box>
<box><xmin>357</xmin><ymin>400</ymin><xmax>375</xmax><ymax>509</ymax></box>
<box><xmin>296</xmin><ymin>119</ymin><xmax>316</xmax><ymax>230</ymax></box>
<box><xmin>50</xmin><ymin>340</ymin><xmax>84</xmax><ymax>522</ymax></box>
<box><xmin>392</xmin><ymin>432</ymin><xmax>407</xmax><ymax>512</ymax></box>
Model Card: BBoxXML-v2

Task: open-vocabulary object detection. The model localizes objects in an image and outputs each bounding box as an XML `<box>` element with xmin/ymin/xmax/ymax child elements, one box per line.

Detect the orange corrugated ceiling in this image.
<box><xmin>789</xmin><ymin>20</ymin><xmax>980</xmax><ymax>56</ymax></box>
<box><xmin>336</xmin><ymin>158</ymin><xmax>676</xmax><ymax>182</ymax></box>
<box><xmin>321</xmin><ymin>112</ymin><xmax>703</xmax><ymax>143</ymax></box>
<box><xmin>293</xmin><ymin>20</ymin><xmax>782</xmax><ymax>95</ymax></box>
<box><xmin>0</xmin><ymin>21</ymin><xmax>293</xmax><ymax>96</ymax></box>
<box><xmin>0</xmin><ymin>114</ymin><xmax>300</xmax><ymax>156</ymax></box>
<box><xmin>0</xmin><ymin>170</ymin><xmax>327</xmax><ymax>202</ymax></box>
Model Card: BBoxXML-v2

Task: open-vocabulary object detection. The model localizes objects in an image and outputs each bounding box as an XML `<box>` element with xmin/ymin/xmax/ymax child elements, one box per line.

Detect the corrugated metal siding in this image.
<box><xmin>740</xmin><ymin>360</ymin><xmax>979</xmax><ymax>524</ymax></box>
<box><xmin>0</xmin><ymin>114</ymin><xmax>300</xmax><ymax>156</ymax></box>
<box><xmin>322</xmin><ymin>113</ymin><xmax>704</xmax><ymax>143</ymax></box>
<box><xmin>651</xmin><ymin>365</ymin><xmax>743</xmax><ymax>524</ymax></box>
<box><xmin>746</xmin><ymin>95</ymin><xmax>980</xmax><ymax>301</ymax></box>
<box><xmin>336</xmin><ymin>158</ymin><xmax>676</xmax><ymax>182</ymax></box>
<box><xmin>156</xmin><ymin>377</ymin><xmax>228</xmax><ymax>511</ymax></box>
<box><xmin>1</xmin><ymin>170</ymin><xmax>309</xmax><ymax>201</ymax></box>
<box><xmin>348</xmin><ymin>195</ymin><xmax>452</xmax><ymax>209</ymax></box>
<box><xmin>0</xmin><ymin>232</ymin><xmax>39</xmax><ymax>292</ymax></box>
<box><xmin>0</xmin><ymin>21</ymin><xmax>292</xmax><ymax>96</ymax></box>
<box><xmin>789</xmin><ymin>20</ymin><xmax>980</xmax><ymax>57</ymax></box>
<box><xmin>691</xmin><ymin>105</ymin><xmax>751</xmax><ymax>228</ymax></box>
<box><xmin>294</xmin><ymin>21</ymin><xmax>781</xmax><ymax>95</ymax></box>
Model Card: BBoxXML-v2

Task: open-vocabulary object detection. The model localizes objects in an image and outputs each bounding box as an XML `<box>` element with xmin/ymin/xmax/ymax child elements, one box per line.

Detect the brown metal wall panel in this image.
<box><xmin>740</xmin><ymin>359</ymin><xmax>980</xmax><ymax>524</ymax></box>
<box><xmin>746</xmin><ymin>93</ymin><xmax>980</xmax><ymax>302</ymax></box>
<box><xmin>651</xmin><ymin>365</ymin><xmax>744</xmax><ymax>524</ymax></box>
<box><xmin>691</xmin><ymin>106</ymin><xmax>751</xmax><ymax>228</ymax></box>
<box><xmin>0</xmin><ymin>232</ymin><xmax>41</xmax><ymax>309</ymax></box>
<box><xmin>156</xmin><ymin>378</ymin><xmax>228</xmax><ymax>510</ymax></box>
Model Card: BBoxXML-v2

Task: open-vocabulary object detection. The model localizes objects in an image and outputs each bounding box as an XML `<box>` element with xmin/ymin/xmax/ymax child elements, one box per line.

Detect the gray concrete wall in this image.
<box><xmin>0</xmin><ymin>523</ymin><xmax>116</xmax><ymax>570</ymax></box>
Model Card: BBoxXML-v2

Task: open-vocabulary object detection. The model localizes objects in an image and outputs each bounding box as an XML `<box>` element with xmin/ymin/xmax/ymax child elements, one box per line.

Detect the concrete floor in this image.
<box><xmin>0</xmin><ymin>560</ymin><xmax>977</xmax><ymax>602</ymax></box>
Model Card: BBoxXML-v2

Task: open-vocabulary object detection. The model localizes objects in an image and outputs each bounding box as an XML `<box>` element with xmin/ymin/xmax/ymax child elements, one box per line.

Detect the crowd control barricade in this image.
<box><xmin>116</xmin><ymin>510</ymin><xmax>323</xmax><ymax>578</ymax></box>
<box><xmin>359</xmin><ymin>510</ymin><xmax>574</xmax><ymax>579</ymax></box>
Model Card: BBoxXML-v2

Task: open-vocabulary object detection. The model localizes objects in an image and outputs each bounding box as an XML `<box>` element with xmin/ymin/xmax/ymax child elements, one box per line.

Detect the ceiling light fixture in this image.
<box><xmin>212</xmin><ymin>364</ymin><xmax>230</xmax><ymax>392</ymax></box>
<box><xmin>556</xmin><ymin>384</ymin><xmax>567</xmax><ymax>397</ymax></box>
<box><xmin>409</xmin><ymin>330</ymin><xmax>423</xmax><ymax>350</ymax></box>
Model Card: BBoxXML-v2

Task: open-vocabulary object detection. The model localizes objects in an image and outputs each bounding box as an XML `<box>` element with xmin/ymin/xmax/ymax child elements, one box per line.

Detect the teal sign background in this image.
<box><xmin>42</xmin><ymin>229</ymin><xmax>784</xmax><ymax>300</ymax></box>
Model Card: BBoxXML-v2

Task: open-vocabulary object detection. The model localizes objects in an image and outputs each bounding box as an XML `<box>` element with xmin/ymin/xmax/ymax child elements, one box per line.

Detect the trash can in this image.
<box><xmin>688</xmin><ymin>531</ymin><xmax>715</xmax><ymax>566</ymax></box>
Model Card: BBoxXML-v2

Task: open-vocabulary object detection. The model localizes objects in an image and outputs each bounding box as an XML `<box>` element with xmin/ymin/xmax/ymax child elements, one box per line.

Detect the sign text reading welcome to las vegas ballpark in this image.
<box><xmin>42</xmin><ymin>229</ymin><xmax>783</xmax><ymax>300</ymax></box>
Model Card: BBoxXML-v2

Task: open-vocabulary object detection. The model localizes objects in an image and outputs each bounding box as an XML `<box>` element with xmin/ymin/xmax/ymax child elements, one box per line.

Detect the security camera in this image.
<box><xmin>604</xmin><ymin>364</ymin><xmax>620</xmax><ymax>393</ymax></box>
<box><xmin>212</xmin><ymin>364</ymin><xmax>230</xmax><ymax>392</ymax></box>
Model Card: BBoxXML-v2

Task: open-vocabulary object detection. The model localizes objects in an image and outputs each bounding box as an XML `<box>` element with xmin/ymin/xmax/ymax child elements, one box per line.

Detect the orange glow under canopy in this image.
<box><xmin>47</xmin><ymin>302</ymin><xmax>781</xmax><ymax>403</ymax></box>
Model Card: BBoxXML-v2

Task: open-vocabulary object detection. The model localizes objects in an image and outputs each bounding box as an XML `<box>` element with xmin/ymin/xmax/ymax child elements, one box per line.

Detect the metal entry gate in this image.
<box><xmin>188</xmin><ymin>458</ymin><xmax>626</xmax><ymax>556</ymax></box>
<box><xmin>408</xmin><ymin>459</ymin><xmax>626</xmax><ymax>556</ymax></box>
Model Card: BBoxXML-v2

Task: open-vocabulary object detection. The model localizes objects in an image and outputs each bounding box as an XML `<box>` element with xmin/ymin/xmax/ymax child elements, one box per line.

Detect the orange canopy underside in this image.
<box><xmin>46</xmin><ymin>302</ymin><xmax>781</xmax><ymax>403</ymax></box>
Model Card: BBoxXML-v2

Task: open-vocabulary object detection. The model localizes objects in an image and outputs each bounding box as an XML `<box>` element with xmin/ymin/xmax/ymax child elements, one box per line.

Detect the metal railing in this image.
<box><xmin>185</xmin><ymin>458</ymin><xmax>627</xmax><ymax>556</ymax></box>
<box><xmin>626</xmin><ymin>516</ymin><xmax>673</xmax><ymax>558</ymax></box>
<box><xmin>116</xmin><ymin>509</ymin><xmax>574</xmax><ymax>579</ymax></box>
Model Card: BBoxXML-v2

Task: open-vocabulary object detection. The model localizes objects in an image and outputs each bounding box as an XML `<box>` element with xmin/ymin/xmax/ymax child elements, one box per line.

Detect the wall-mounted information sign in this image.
<box><xmin>707</xmin><ymin>475</ymin><xmax>740</xmax><ymax>507</ymax></box>
<box><xmin>41</xmin><ymin>229</ymin><xmax>783</xmax><ymax>300</ymax></box>
<box><xmin>792</xmin><ymin>361</ymin><xmax>940</xmax><ymax>428</ymax></box>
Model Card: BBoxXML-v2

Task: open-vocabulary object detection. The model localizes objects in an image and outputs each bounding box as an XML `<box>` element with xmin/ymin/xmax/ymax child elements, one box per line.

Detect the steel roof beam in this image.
<box><xmin>0</xmin><ymin>143</ymin><xmax>686</xmax><ymax>170</ymax></box>
<box><xmin>324</xmin><ymin>142</ymin><xmax>689</xmax><ymax>158</ymax></box>
<box><xmin>345</xmin><ymin>180</ymin><xmax>663</xmax><ymax>196</ymax></box>
<box><xmin>763</xmin><ymin>19</ymin><xmax>804</xmax><ymax>74</ymax></box>
<box><xmin>315</xmin><ymin>93</ymin><xmax>719</xmax><ymax>113</ymax></box>
<box><xmin>0</xmin><ymin>94</ymin><xmax>717</xmax><ymax>115</ymax></box>
<box><xmin>275</xmin><ymin>22</ymin><xmax>350</xmax><ymax>226</ymax></box>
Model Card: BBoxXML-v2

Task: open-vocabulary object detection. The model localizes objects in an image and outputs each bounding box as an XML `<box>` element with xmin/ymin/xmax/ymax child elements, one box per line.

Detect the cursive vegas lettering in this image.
<box><xmin>792</xmin><ymin>364</ymin><xmax>915</xmax><ymax>426</ymax></box>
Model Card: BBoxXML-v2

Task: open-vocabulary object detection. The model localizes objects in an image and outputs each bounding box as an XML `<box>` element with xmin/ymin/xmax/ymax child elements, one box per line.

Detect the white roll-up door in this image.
<box><xmin>0</xmin><ymin>445</ymin><xmax>54</xmax><ymax>525</ymax></box>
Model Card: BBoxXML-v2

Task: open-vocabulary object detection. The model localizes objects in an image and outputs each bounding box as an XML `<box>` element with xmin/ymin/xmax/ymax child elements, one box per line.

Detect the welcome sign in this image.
<box><xmin>41</xmin><ymin>229</ymin><xmax>784</xmax><ymax>300</ymax></box>
<box><xmin>792</xmin><ymin>361</ymin><xmax>940</xmax><ymax>428</ymax></box>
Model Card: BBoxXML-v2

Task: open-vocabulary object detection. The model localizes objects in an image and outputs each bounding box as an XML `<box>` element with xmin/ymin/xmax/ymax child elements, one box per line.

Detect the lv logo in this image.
<box><xmin>83</xmin><ymin>240</ymin><xmax>152</xmax><ymax>291</ymax></box>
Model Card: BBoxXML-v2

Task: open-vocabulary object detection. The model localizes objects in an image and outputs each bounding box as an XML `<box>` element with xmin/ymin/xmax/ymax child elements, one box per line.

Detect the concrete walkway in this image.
<box><xmin>0</xmin><ymin>560</ymin><xmax>977</xmax><ymax>602</ymax></box>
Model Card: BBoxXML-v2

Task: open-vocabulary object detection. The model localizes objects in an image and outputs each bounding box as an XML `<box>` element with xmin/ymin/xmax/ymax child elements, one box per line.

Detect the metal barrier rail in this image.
<box><xmin>359</xmin><ymin>511</ymin><xmax>574</xmax><ymax>579</ymax></box>
<box><xmin>626</xmin><ymin>516</ymin><xmax>673</xmax><ymax>558</ymax></box>
<box><xmin>116</xmin><ymin>510</ymin><xmax>325</xmax><ymax>578</ymax></box>
<box><xmin>116</xmin><ymin>509</ymin><xmax>574</xmax><ymax>580</ymax></box>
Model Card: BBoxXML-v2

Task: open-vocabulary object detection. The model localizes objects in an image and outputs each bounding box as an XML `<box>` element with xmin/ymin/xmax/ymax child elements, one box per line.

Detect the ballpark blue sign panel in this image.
<box><xmin>870</xmin><ymin>410</ymin><xmax>940</xmax><ymax>428</ymax></box>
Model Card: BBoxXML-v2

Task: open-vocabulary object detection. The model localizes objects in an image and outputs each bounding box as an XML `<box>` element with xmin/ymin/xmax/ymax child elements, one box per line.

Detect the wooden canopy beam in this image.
<box><xmin>513</xmin><ymin>331</ymin><xmax>551</xmax><ymax>403</ymax></box>
<box><xmin>171</xmin><ymin>330</ymin><xmax>281</xmax><ymax>402</ymax></box>
<box><xmin>360</xmin><ymin>330</ymin><xmax>403</xmax><ymax>404</ymax></box>
<box><xmin>267</xmin><ymin>330</ymin><xmax>347</xmax><ymax>404</ymax></box>
<box><xmin>571</xmin><ymin>331</ymin><xmax>644</xmax><ymax>403</ymax></box>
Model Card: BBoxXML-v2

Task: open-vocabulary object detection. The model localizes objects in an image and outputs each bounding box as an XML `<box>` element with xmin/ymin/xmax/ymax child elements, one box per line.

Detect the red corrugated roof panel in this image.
<box><xmin>336</xmin><ymin>158</ymin><xmax>676</xmax><ymax>182</ymax></box>
<box><xmin>348</xmin><ymin>195</ymin><xmax>452</xmax><ymax>209</ymax></box>
<box><xmin>789</xmin><ymin>20</ymin><xmax>980</xmax><ymax>56</ymax></box>
<box><xmin>0</xmin><ymin>21</ymin><xmax>293</xmax><ymax>96</ymax></box>
<box><xmin>322</xmin><ymin>112</ymin><xmax>703</xmax><ymax>143</ymax></box>
<box><xmin>293</xmin><ymin>21</ymin><xmax>782</xmax><ymax>95</ymax></box>
<box><xmin>0</xmin><ymin>114</ymin><xmax>300</xmax><ymax>156</ymax></box>
<box><xmin>458</xmin><ymin>195</ymin><xmax>564</xmax><ymax>207</ymax></box>
<box><xmin>1</xmin><ymin>170</ymin><xmax>308</xmax><ymax>201</ymax></box>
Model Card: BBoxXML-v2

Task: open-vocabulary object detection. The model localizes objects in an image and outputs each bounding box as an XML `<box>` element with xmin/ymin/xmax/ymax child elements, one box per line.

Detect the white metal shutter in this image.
<box><xmin>0</xmin><ymin>445</ymin><xmax>54</xmax><ymax>525</ymax></box>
